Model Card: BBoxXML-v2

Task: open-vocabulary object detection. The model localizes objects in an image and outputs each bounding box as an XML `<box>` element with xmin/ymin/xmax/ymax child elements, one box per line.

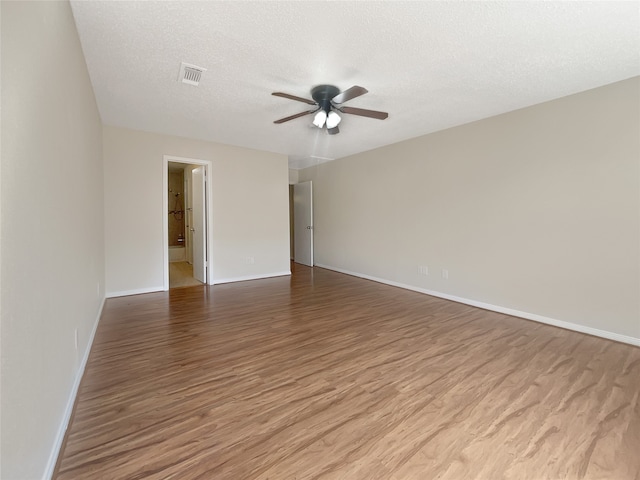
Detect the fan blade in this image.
<box><xmin>272</xmin><ymin>92</ymin><xmax>316</xmax><ymax>105</ymax></box>
<box><xmin>327</xmin><ymin>126</ymin><xmax>340</xmax><ymax>135</ymax></box>
<box><xmin>331</xmin><ymin>85</ymin><xmax>368</xmax><ymax>104</ymax></box>
<box><xmin>274</xmin><ymin>109</ymin><xmax>317</xmax><ymax>124</ymax></box>
<box><xmin>339</xmin><ymin>106</ymin><xmax>388</xmax><ymax>120</ymax></box>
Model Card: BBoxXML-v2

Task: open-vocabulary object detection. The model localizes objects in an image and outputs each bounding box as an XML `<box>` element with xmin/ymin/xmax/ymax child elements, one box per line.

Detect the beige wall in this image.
<box><xmin>1</xmin><ymin>2</ymin><xmax>105</xmax><ymax>478</ymax></box>
<box><xmin>103</xmin><ymin>126</ymin><xmax>290</xmax><ymax>295</ymax></box>
<box><xmin>300</xmin><ymin>77</ymin><xmax>640</xmax><ymax>342</ymax></box>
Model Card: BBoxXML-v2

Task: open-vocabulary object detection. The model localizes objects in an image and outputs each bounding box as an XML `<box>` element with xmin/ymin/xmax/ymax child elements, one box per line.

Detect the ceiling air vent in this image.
<box><xmin>178</xmin><ymin>62</ymin><xmax>206</xmax><ymax>86</ymax></box>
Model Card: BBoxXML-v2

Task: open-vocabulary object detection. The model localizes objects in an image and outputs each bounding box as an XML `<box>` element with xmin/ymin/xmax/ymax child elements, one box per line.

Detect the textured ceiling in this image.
<box><xmin>70</xmin><ymin>1</ymin><xmax>640</xmax><ymax>169</ymax></box>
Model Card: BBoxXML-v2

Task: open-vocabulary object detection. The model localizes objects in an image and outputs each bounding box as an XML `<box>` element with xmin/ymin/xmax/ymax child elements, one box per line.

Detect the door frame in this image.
<box><xmin>163</xmin><ymin>155</ymin><xmax>214</xmax><ymax>290</ymax></box>
<box><xmin>293</xmin><ymin>180</ymin><xmax>313</xmax><ymax>267</ymax></box>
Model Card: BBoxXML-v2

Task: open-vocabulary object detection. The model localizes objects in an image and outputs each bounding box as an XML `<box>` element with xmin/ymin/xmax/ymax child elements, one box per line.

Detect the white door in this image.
<box><xmin>185</xmin><ymin>173</ymin><xmax>193</xmax><ymax>264</ymax></box>
<box><xmin>191</xmin><ymin>166</ymin><xmax>207</xmax><ymax>283</ymax></box>
<box><xmin>293</xmin><ymin>181</ymin><xmax>313</xmax><ymax>266</ymax></box>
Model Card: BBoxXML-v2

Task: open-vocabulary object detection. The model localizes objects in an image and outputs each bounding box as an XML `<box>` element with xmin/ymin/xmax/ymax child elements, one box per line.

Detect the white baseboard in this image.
<box><xmin>315</xmin><ymin>263</ymin><xmax>640</xmax><ymax>347</ymax></box>
<box><xmin>212</xmin><ymin>271</ymin><xmax>291</xmax><ymax>285</ymax></box>
<box><xmin>43</xmin><ymin>296</ymin><xmax>105</xmax><ymax>480</ymax></box>
<box><xmin>106</xmin><ymin>286</ymin><xmax>165</xmax><ymax>298</ymax></box>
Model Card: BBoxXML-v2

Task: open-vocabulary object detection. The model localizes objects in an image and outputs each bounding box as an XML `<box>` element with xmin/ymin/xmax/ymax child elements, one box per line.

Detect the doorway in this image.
<box><xmin>163</xmin><ymin>156</ymin><xmax>212</xmax><ymax>290</ymax></box>
<box><xmin>291</xmin><ymin>181</ymin><xmax>313</xmax><ymax>266</ymax></box>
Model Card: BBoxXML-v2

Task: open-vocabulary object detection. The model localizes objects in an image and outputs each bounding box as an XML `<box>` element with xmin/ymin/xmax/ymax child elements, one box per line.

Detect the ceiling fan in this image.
<box><xmin>272</xmin><ymin>85</ymin><xmax>388</xmax><ymax>135</ymax></box>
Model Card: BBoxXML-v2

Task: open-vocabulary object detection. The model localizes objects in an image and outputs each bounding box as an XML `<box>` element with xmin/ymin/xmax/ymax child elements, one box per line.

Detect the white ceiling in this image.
<box><xmin>70</xmin><ymin>1</ymin><xmax>640</xmax><ymax>170</ymax></box>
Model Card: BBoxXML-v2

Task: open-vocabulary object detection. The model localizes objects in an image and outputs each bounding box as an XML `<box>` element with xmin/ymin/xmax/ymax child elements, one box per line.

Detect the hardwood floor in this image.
<box><xmin>55</xmin><ymin>265</ymin><xmax>640</xmax><ymax>479</ymax></box>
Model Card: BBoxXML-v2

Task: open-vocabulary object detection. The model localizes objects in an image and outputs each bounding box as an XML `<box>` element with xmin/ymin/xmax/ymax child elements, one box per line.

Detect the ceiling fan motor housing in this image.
<box><xmin>311</xmin><ymin>85</ymin><xmax>340</xmax><ymax>112</ymax></box>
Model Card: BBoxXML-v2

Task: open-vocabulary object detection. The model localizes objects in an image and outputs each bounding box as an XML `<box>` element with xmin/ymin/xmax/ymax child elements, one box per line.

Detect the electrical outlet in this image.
<box><xmin>74</xmin><ymin>329</ymin><xmax>78</xmax><ymax>350</ymax></box>
<box><xmin>417</xmin><ymin>265</ymin><xmax>429</xmax><ymax>276</ymax></box>
<box><xmin>442</xmin><ymin>269</ymin><xmax>449</xmax><ymax>280</ymax></box>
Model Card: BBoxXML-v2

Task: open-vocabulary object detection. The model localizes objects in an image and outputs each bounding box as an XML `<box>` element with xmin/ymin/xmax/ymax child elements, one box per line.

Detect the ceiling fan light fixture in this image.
<box><xmin>272</xmin><ymin>84</ymin><xmax>388</xmax><ymax>133</ymax></box>
<box><xmin>312</xmin><ymin>110</ymin><xmax>327</xmax><ymax>128</ymax></box>
<box><xmin>326</xmin><ymin>111</ymin><xmax>341</xmax><ymax>129</ymax></box>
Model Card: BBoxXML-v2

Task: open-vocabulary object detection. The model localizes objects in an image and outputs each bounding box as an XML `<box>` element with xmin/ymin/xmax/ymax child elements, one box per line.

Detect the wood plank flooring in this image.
<box><xmin>55</xmin><ymin>265</ymin><xmax>640</xmax><ymax>479</ymax></box>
